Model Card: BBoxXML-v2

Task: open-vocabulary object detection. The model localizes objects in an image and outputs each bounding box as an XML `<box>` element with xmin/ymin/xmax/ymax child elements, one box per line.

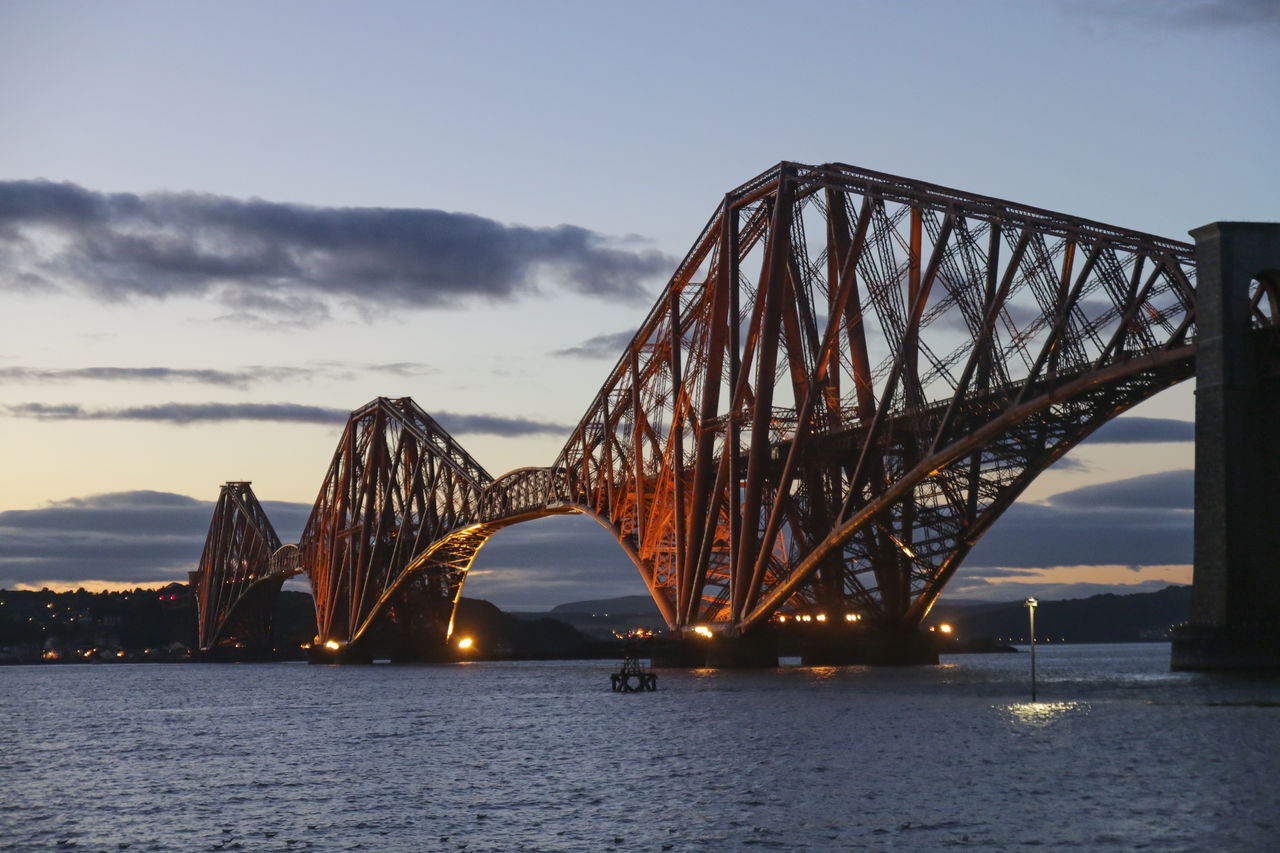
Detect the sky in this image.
<box><xmin>1</xmin><ymin>0</ymin><xmax>1277</xmax><ymax>609</ymax></box>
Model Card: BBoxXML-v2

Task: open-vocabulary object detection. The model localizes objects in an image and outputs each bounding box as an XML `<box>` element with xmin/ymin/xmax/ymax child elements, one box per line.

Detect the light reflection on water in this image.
<box><xmin>2</xmin><ymin>643</ymin><xmax>1278</xmax><ymax>852</ymax></box>
<box><xmin>1003</xmin><ymin>699</ymin><xmax>1091</xmax><ymax>726</ymax></box>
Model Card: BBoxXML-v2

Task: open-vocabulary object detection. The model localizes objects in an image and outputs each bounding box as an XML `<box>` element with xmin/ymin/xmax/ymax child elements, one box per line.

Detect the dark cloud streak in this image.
<box><xmin>1087</xmin><ymin>416</ymin><xmax>1193</xmax><ymax>444</ymax></box>
<box><xmin>0</xmin><ymin>180</ymin><xmax>675</xmax><ymax>323</ymax></box>
<box><xmin>0</xmin><ymin>362</ymin><xmax>438</xmax><ymax>388</ymax></box>
<box><xmin>963</xmin><ymin>470</ymin><xmax>1193</xmax><ymax>570</ymax></box>
<box><xmin>1069</xmin><ymin>0</ymin><xmax>1280</xmax><ymax>32</ymax></box>
<box><xmin>552</xmin><ymin>330</ymin><xmax>636</xmax><ymax>359</ymax></box>
<box><xmin>0</xmin><ymin>491</ymin><xmax>313</xmax><ymax>589</ymax></box>
<box><xmin>0</xmin><ymin>365</ymin><xmax>307</xmax><ymax>388</ymax></box>
<box><xmin>3</xmin><ymin>401</ymin><xmax>350</xmax><ymax>425</ymax></box>
<box><xmin>1</xmin><ymin>469</ymin><xmax>1194</xmax><ymax>604</ymax></box>
<box><xmin>1</xmin><ymin>400</ymin><xmax>569</xmax><ymax>437</ymax></box>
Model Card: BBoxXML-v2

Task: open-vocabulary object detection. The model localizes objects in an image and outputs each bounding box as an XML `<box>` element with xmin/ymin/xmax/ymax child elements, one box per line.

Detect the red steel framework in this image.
<box><xmin>192</xmin><ymin>482</ymin><xmax>296</xmax><ymax>652</ymax></box>
<box><xmin>192</xmin><ymin>161</ymin><xmax>1200</xmax><ymax>653</ymax></box>
<box><xmin>296</xmin><ymin>397</ymin><xmax>496</xmax><ymax>657</ymax></box>
<box><xmin>548</xmin><ymin>162</ymin><xmax>1196</xmax><ymax>636</ymax></box>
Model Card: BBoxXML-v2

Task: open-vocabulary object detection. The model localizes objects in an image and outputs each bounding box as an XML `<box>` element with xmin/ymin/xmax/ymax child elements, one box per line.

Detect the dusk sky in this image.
<box><xmin>1</xmin><ymin>1</ymin><xmax>1277</xmax><ymax>608</ymax></box>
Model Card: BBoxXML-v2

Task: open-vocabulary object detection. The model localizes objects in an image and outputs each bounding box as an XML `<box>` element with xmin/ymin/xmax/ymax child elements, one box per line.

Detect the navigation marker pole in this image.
<box><xmin>1025</xmin><ymin>597</ymin><xmax>1038</xmax><ymax>701</ymax></box>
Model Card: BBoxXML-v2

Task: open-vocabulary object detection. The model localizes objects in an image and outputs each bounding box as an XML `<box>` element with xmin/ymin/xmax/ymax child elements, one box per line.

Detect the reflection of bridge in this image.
<box><xmin>193</xmin><ymin>161</ymin><xmax>1230</xmax><ymax>664</ymax></box>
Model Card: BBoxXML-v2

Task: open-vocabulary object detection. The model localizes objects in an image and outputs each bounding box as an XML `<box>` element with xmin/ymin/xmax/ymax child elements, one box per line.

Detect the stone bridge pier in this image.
<box><xmin>1173</xmin><ymin>222</ymin><xmax>1280</xmax><ymax>670</ymax></box>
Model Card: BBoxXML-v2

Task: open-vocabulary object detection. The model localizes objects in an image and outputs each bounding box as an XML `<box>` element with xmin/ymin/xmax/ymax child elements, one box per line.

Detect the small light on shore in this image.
<box><xmin>457</xmin><ymin>637</ymin><xmax>474</xmax><ymax>650</ymax></box>
<box><xmin>324</xmin><ymin>639</ymin><xmax>341</xmax><ymax>651</ymax></box>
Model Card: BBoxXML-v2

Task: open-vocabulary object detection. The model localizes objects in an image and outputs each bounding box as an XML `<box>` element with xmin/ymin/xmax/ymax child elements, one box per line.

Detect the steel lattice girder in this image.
<box><xmin>192</xmin><ymin>481</ymin><xmax>290</xmax><ymax>651</ymax></box>
<box><xmin>298</xmin><ymin>397</ymin><xmax>495</xmax><ymax>647</ymax></box>
<box><xmin>195</xmin><ymin>161</ymin><xmax>1201</xmax><ymax>648</ymax></box>
<box><xmin>552</xmin><ymin>161</ymin><xmax>1196</xmax><ymax>635</ymax></box>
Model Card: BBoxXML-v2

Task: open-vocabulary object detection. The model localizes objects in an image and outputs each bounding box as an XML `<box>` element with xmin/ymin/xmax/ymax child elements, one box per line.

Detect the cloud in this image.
<box><xmin>1067</xmin><ymin>0</ymin><xmax>1280</xmax><ymax>33</ymax></box>
<box><xmin>1086</xmin><ymin>416</ymin><xmax>1193</xmax><ymax>444</ymax></box>
<box><xmin>942</xmin><ymin>576</ymin><xmax>1186</xmax><ymax>602</ymax></box>
<box><xmin>0</xmin><ymin>399</ymin><xmax>570</xmax><ymax>437</ymax></box>
<box><xmin>0</xmin><ymin>490</ymin><xmax>644</xmax><ymax>609</ymax></box>
<box><xmin>1047</xmin><ymin>468</ymin><xmax>1192</xmax><ymax>510</ymax></box>
<box><xmin>362</xmin><ymin>362</ymin><xmax>437</xmax><ymax>377</ymax></box>
<box><xmin>433</xmin><ymin>411</ymin><xmax>571</xmax><ymax>437</ymax></box>
<box><xmin>0</xmin><ymin>365</ymin><xmax>309</xmax><ymax>389</ymax></box>
<box><xmin>960</xmin><ymin>469</ymin><xmax>1193</xmax><ymax>571</ymax></box>
<box><xmin>0</xmin><ymin>180</ymin><xmax>675</xmax><ymax>323</ymax></box>
<box><xmin>0</xmin><ymin>361</ymin><xmax>438</xmax><ymax>388</ymax></box>
<box><xmin>2</xmin><ymin>401</ymin><xmax>350</xmax><ymax>425</ymax></box>
<box><xmin>0</xmin><ymin>490</ymin><xmax>312</xmax><ymax>590</ymax></box>
<box><xmin>464</xmin><ymin>515</ymin><xmax>647</xmax><ymax>609</ymax></box>
<box><xmin>552</xmin><ymin>330</ymin><xmax>636</xmax><ymax>359</ymax></box>
<box><xmin>1</xmin><ymin>468</ymin><xmax>1195</xmax><ymax>607</ymax></box>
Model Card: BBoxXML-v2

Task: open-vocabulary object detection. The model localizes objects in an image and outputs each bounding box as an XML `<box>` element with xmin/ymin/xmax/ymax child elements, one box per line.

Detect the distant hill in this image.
<box><xmin>451</xmin><ymin>597</ymin><xmax>615</xmax><ymax>658</ymax></box>
<box><xmin>546</xmin><ymin>586</ymin><xmax>1193</xmax><ymax>645</ymax></box>
<box><xmin>928</xmin><ymin>585</ymin><xmax>1192</xmax><ymax>643</ymax></box>
<box><xmin>549</xmin><ymin>595</ymin><xmax>662</xmax><ymax>617</ymax></box>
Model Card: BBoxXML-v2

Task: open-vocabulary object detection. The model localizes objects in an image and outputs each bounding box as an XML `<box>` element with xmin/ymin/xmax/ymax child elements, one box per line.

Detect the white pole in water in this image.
<box><xmin>1025</xmin><ymin>597</ymin><xmax>1038</xmax><ymax>701</ymax></box>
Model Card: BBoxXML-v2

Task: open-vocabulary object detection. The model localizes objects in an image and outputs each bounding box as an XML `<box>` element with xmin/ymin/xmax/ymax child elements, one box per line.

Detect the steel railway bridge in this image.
<box><xmin>191</xmin><ymin>160</ymin><xmax>1270</xmax><ymax>665</ymax></box>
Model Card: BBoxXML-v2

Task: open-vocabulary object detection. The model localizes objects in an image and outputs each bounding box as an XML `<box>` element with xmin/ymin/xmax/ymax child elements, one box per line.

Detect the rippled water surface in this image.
<box><xmin>3</xmin><ymin>644</ymin><xmax>1279</xmax><ymax>852</ymax></box>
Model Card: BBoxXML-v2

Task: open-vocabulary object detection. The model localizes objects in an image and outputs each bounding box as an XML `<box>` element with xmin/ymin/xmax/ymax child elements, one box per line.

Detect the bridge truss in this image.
<box><xmin>192</xmin><ymin>161</ymin><xmax>1199</xmax><ymax>653</ymax></box>
<box><xmin>297</xmin><ymin>397</ymin><xmax>495</xmax><ymax>657</ymax></box>
<box><xmin>553</xmin><ymin>162</ymin><xmax>1196</xmax><ymax>636</ymax></box>
<box><xmin>192</xmin><ymin>482</ymin><xmax>296</xmax><ymax>653</ymax></box>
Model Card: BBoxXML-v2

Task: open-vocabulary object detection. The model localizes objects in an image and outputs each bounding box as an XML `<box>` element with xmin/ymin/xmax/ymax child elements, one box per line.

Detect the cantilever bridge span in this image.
<box><xmin>193</xmin><ymin>161</ymin><xmax>1208</xmax><ymax>661</ymax></box>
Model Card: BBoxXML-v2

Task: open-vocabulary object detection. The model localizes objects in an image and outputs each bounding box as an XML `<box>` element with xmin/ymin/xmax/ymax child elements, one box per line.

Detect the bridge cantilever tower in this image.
<box><xmin>553</xmin><ymin>162</ymin><xmax>1197</xmax><ymax>659</ymax></box>
<box><xmin>296</xmin><ymin>397</ymin><xmax>498</xmax><ymax>661</ymax></box>
<box><xmin>191</xmin><ymin>481</ymin><xmax>298</xmax><ymax>657</ymax></box>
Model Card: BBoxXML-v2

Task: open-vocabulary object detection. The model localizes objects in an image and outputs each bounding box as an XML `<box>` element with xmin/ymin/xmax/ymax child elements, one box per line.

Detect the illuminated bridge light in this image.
<box><xmin>323</xmin><ymin>640</ymin><xmax>341</xmax><ymax>651</ymax></box>
<box><xmin>457</xmin><ymin>637</ymin><xmax>474</xmax><ymax>650</ymax></box>
<box><xmin>693</xmin><ymin>626</ymin><xmax>713</xmax><ymax>638</ymax></box>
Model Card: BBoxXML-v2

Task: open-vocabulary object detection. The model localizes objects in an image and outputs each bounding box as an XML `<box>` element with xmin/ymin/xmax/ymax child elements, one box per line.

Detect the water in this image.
<box><xmin>2</xmin><ymin>644</ymin><xmax>1278</xmax><ymax>852</ymax></box>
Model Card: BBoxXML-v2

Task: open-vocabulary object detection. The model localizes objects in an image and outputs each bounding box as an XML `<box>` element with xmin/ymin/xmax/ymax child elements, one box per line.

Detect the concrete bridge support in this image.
<box><xmin>1173</xmin><ymin>222</ymin><xmax>1280</xmax><ymax>670</ymax></box>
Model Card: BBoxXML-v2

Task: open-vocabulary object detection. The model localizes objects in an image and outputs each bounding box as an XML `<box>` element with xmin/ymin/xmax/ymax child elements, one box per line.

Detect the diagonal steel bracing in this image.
<box><xmin>193</xmin><ymin>481</ymin><xmax>295</xmax><ymax>652</ymax></box>
<box><xmin>297</xmin><ymin>397</ymin><xmax>494</xmax><ymax>652</ymax></box>
<box><xmin>554</xmin><ymin>162</ymin><xmax>1197</xmax><ymax>637</ymax></box>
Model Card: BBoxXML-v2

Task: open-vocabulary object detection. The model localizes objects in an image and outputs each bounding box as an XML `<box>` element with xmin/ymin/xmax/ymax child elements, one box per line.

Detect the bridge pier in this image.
<box><xmin>307</xmin><ymin>640</ymin><xmax>374</xmax><ymax>665</ymax></box>
<box><xmin>649</xmin><ymin>625</ymin><xmax>940</xmax><ymax>667</ymax></box>
<box><xmin>648</xmin><ymin>631</ymin><xmax>779</xmax><ymax>668</ymax></box>
<box><xmin>799</xmin><ymin>626</ymin><xmax>938</xmax><ymax>666</ymax></box>
<box><xmin>1173</xmin><ymin>222</ymin><xmax>1280</xmax><ymax>671</ymax></box>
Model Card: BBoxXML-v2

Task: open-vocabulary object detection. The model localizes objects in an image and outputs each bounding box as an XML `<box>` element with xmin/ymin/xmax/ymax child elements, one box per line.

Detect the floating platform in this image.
<box><xmin>610</xmin><ymin>653</ymin><xmax>657</xmax><ymax>692</ymax></box>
